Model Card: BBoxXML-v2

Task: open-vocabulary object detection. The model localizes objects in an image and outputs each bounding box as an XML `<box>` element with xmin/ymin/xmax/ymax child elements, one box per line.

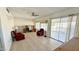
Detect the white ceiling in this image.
<box><xmin>8</xmin><ymin>7</ymin><xmax>69</xmax><ymax>20</ymax></box>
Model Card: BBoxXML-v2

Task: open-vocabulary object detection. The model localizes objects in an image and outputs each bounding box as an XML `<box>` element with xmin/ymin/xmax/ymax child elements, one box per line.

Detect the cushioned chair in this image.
<box><xmin>37</xmin><ymin>29</ymin><xmax>44</xmax><ymax>36</ymax></box>
<box><xmin>11</xmin><ymin>31</ymin><xmax>25</xmax><ymax>41</ymax></box>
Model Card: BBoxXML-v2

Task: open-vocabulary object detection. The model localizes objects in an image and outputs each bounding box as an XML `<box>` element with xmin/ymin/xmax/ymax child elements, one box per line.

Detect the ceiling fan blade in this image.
<box><xmin>32</xmin><ymin>12</ymin><xmax>39</xmax><ymax>16</ymax></box>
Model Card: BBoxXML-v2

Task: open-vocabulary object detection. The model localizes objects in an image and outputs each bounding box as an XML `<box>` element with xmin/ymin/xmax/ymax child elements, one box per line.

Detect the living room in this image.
<box><xmin>0</xmin><ymin>7</ymin><xmax>79</xmax><ymax>51</ymax></box>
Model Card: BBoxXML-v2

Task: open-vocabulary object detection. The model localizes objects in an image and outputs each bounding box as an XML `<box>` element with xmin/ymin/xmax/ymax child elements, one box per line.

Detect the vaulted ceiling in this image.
<box><xmin>8</xmin><ymin>7</ymin><xmax>69</xmax><ymax>20</ymax></box>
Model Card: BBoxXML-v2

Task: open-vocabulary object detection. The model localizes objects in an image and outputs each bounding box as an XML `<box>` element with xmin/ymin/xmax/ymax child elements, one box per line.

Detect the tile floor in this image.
<box><xmin>11</xmin><ymin>32</ymin><xmax>62</xmax><ymax>51</ymax></box>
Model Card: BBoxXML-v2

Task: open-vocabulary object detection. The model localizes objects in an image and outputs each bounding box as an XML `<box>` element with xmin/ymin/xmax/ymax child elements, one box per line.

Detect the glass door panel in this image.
<box><xmin>51</xmin><ymin>18</ymin><xmax>60</xmax><ymax>40</ymax></box>
<box><xmin>58</xmin><ymin>17</ymin><xmax>68</xmax><ymax>42</ymax></box>
<box><xmin>69</xmin><ymin>16</ymin><xmax>77</xmax><ymax>39</ymax></box>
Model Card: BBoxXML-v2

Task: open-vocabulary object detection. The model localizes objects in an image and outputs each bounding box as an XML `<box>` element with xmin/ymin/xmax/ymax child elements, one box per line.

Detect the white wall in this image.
<box><xmin>0</xmin><ymin>8</ymin><xmax>14</xmax><ymax>51</ymax></box>
<box><xmin>14</xmin><ymin>17</ymin><xmax>34</xmax><ymax>26</ymax></box>
<box><xmin>0</xmin><ymin>8</ymin><xmax>34</xmax><ymax>50</ymax></box>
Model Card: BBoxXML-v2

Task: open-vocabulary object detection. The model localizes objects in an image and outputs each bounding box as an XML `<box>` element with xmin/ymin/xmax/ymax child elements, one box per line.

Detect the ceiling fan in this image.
<box><xmin>6</xmin><ymin>8</ymin><xmax>10</xmax><ymax>13</ymax></box>
<box><xmin>32</xmin><ymin>12</ymin><xmax>39</xmax><ymax>16</ymax></box>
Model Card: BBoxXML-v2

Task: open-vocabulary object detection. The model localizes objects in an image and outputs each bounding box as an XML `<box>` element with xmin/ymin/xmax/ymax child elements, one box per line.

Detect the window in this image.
<box><xmin>35</xmin><ymin>22</ymin><xmax>41</xmax><ymax>30</ymax></box>
<box><xmin>40</xmin><ymin>23</ymin><xmax>48</xmax><ymax>31</ymax></box>
<box><xmin>35</xmin><ymin>22</ymin><xmax>48</xmax><ymax>31</ymax></box>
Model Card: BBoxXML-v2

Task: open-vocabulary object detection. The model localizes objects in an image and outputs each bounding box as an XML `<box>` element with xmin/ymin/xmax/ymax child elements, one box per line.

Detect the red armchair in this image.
<box><xmin>37</xmin><ymin>29</ymin><xmax>44</xmax><ymax>36</ymax></box>
<box><xmin>11</xmin><ymin>31</ymin><xmax>25</xmax><ymax>41</ymax></box>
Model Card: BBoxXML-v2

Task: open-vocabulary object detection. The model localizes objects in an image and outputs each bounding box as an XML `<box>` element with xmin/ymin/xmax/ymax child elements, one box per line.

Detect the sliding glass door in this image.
<box><xmin>51</xmin><ymin>16</ymin><xmax>77</xmax><ymax>42</ymax></box>
<box><xmin>35</xmin><ymin>15</ymin><xmax>77</xmax><ymax>43</ymax></box>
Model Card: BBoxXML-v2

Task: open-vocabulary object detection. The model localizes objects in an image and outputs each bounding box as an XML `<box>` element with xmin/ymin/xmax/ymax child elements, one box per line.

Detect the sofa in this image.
<box><xmin>11</xmin><ymin>31</ymin><xmax>25</xmax><ymax>41</ymax></box>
